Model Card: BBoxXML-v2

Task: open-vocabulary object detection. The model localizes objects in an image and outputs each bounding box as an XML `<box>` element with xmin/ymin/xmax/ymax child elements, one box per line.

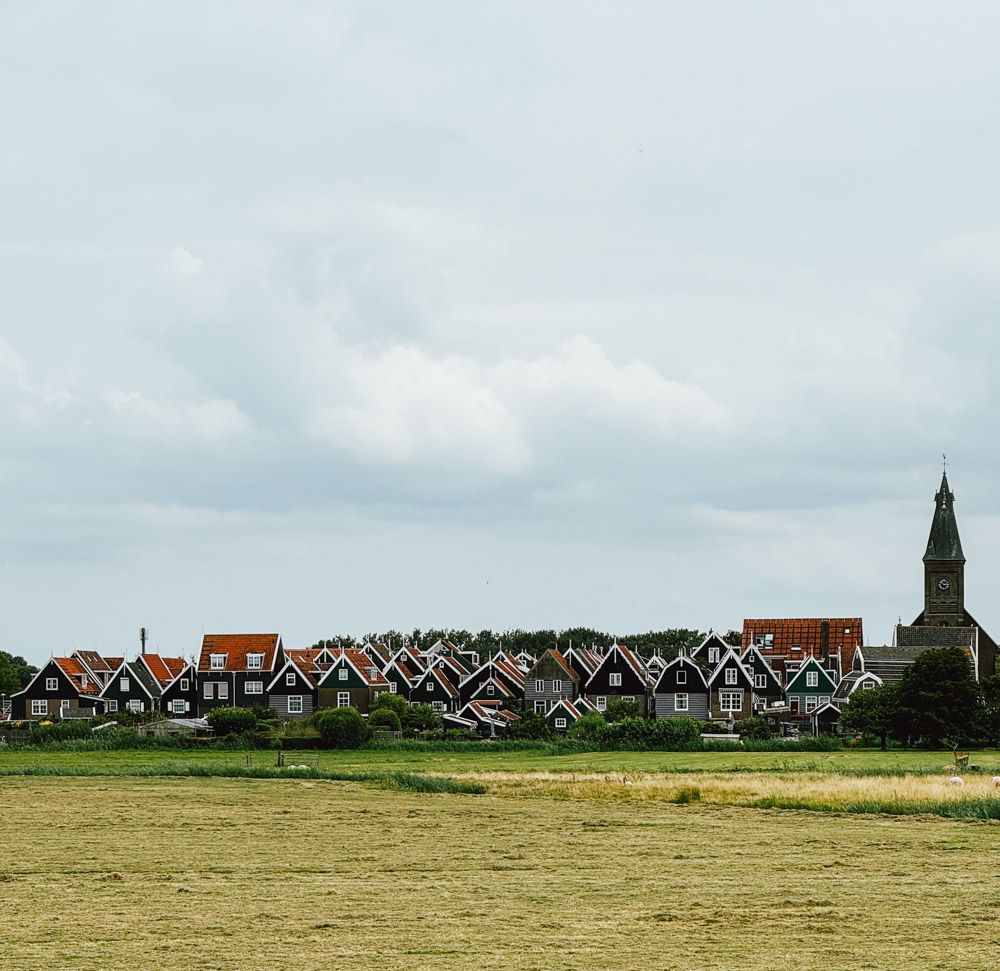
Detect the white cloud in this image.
<box><xmin>102</xmin><ymin>389</ymin><xmax>250</xmax><ymax>445</ymax></box>
<box><xmin>166</xmin><ymin>246</ymin><xmax>204</xmax><ymax>277</ymax></box>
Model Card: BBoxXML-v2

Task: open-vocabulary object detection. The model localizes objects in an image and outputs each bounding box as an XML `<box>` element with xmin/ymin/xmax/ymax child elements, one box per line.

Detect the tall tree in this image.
<box><xmin>839</xmin><ymin>682</ymin><xmax>900</xmax><ymax>750</ymax></box>
<box><xmin>895</xmin><ymin>647</ymin><xmax>979</xmax><ymax>746</ymax></box>
<box><xmin>0</xmin><ymin>651</ymin><xmax>38</xmax><ymax>695</ymax></box>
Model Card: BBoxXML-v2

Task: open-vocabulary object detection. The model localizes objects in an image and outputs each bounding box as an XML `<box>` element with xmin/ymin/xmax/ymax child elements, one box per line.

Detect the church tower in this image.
<box><xmin>923</xmin><ymin>471</ymin><xmax>966</xmax><ymax>627</ymax></box>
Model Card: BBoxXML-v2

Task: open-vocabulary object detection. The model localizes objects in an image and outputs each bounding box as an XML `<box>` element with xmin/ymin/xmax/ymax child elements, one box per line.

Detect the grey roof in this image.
<box><xmin>924</xmin><ymin>472</ymin><xmax>965</xmax><ymax>561</ymax></box>
<box><xmin>147</xmin><ymin>718</ymin><xmax>210</xmax><ymax>730</ymax></box>
<box><xmin>862</xmin><ymin>644</ymin><xmax>932</xmax><ymax>663</ymax></box>
<box><xmin>894</xmin><ymin>625</ymin><xmax>975</xmax><ymax>649</ymax></box>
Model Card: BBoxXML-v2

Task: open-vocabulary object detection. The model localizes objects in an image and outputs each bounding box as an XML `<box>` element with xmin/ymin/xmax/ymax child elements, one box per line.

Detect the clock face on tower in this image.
<box><xmin>937</xmin><ymin>577</ymin><xmax>952</xmax><ymax>592</ymax></box>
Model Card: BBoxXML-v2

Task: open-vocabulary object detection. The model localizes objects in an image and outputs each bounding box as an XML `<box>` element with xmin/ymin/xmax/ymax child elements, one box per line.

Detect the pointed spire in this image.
<box><xmin>924</xmin><ymin>471</ymin><xmax>965</xmax><ymax>562</ymax></box>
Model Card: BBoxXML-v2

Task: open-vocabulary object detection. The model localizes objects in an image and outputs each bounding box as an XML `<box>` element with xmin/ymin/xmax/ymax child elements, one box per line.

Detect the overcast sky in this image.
<box><xmin>3</xmin><ymin>2</ymin><xmax>1000</xmax><ymax>664</ymax></box>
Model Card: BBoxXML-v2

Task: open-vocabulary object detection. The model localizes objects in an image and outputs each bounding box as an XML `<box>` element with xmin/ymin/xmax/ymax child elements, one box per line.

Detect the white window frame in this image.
<box><xmin>552</xmin><ymin>679</ymin><xmax>561</xmax><ymax>694</ymax></box>
<box><xmin>805</xmin><ymin>696</ymin><xmax>819</xmax><ymax>712</ymax></box>
<box><xmin>806</xmin><ymin>671</ymin><xmax>819</xmax><ymax>687</ymax></box>
<box><xmin>171</xmin><ymin>699</ymin><xmax>186</xmax><ymax>714</ymax></box>
<box><xmin>535</xmin><ymin>679</ymin><xmax>544</xmax><ymax>692</ymax></box>
<box><xmin>245</xmin><ymin>681</ymin><xmax>263</xmax><ymax>695</ymax></box>
<box><xmin>720</xmin><ymin>690</ymin><xmax>742</xmax><ymax>711</ymax></box>
<box><xmin>31</xmin><ymin>700</ymin><xmax>48</xmax><ymax>716</ymax></box>
<box><xmin>203</xmin><ymin>682</ymin><xmax>215</xmax><ymax>700</ymax></box>
<box><xmin>674</xmin><ymin>693</ymin><xmax>689</xmax><ymax>711</ymax></box>
<box><xmin>337</xmin><ymin>691</ymin><xmax>350</xmax><ymax>708</ymax></box>
<box><xmin>755</xmin><ymin>674</ymin><xmax>767</xmax><ymax>689</ymax></box>
<box><xmin>388</xmin><ymin>681</ymin><xmax>397</xmax><ymax>694</ymax></box>
<box><xmin>286</xmin><ymin>672</ymin><xmax>296</xmax><ymax>687</ymax></box>
<box><xmin>534</xmin><ymin>700</ymin><xmax>546</xmax><ymax>715</ymax></box>
<box><xmin>676</xmin><ymin>670</ymin><xmax>687</xmax><ymax>685</ymax></box>
<box><xmin>431</xmin><ymin>701</ymin><xmax>445</xmax><ymax>713</ymax></box>
<box><xmin>180</xmin><ymin>678</ymin><xmax>189</xmax><ymax>691</ymax></box>
<box><xmin>288</xmin><ymin>696</ymin><xmax>303</xmax><ymax>714</ymax></box>
<box><xmin>120</xmin><ymin>678</ymin><xmax>130</xmax><ymax>692</ymax></box>
<box><xmin>339</xmin><ymin>668</ymin><xmax>349</xmax><ymax>681</ymax></box>
<box><xmin>246</xmin><ymin>654</ymin><xmax>263</xmax><ymax>671</ymax></box>
<box><xmin>60</xmin><ymin>699</ymin><xmax>70</xmax><ymax>710</ymax></box>
<box><xmin>426</xmin><ymin>680</ymin><xmax>434</xmax><ymax>692</ymax></box>
<box><xmin>486</xmin><ymin>683</ymin><xmax>495</xmax><ymax>696</ymax></box>
<box><xmin>554</xmin><ymin>717</ymin><xmax>567</xmax><ymax>729</ymax></box>
<box><xmin>708</xmin><ymin>648</ymin><xmax>720</xmax><ymax>664</ymax></box>
<box><xmin>107</xmin><ymin>699</ymin><xmax>118</xmax><ymax>712</ymax></box>
<box><xmin>45</xmin><ymin>677</ymin><xmax>58</xmax><ymax>691</ymax></box>
<box><xmin>725</xmin><ymin>668</ymin><xmax>737</xmax><ymax>685</ymax></box>
<box><xmin>609</xmin><ymin>672</ymin><xmax>622</xmax><ymax>687</ymax></box>
<box><xmin>217</xmin><ymin>682</ymin><xmax>229</xmax><ymax>700</ymax></box>
<box><xmin>210</xmin><ymin>654</ymin><xmax>225</xmax><ymax>670</ymax></box>
<box><xmin>127</xmin><ymin>700</ymin><xmax>143</xmax><ymax>713</ymax></box>
<box><xmin>595</xmin><ymin>696</ymin><xmax>607</xmax><ymax>711</ymax></box>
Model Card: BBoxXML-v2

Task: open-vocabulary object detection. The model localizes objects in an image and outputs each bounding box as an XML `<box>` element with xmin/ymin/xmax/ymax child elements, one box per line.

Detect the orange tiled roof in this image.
<box><xmin>742</xmin><ymin>618</ymin><xmax>862</xmax><ymax>671</ymax></box>
<box><xmin>53</xmin><ymin>657</ymin><xmax>101</xmax><ymax>695</ymax></box>
<box><xmin>75</xmin><ymin>651</ymin><xmax>112</xmax><ymax>673</ymax></box>
<box><xmin>142</xmin><ymin>654</ymin><xmax>188</xmax><ymax>686</ymax></box>
<box><xmin>198</xmin><ymin>634</ymin><xmax>281</xmax><ymax>672</ymax></box>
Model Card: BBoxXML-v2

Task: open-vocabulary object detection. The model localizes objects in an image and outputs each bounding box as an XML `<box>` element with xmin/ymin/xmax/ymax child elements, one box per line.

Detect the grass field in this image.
<box><xmin>2</xmin><ymin>774</ymin><xmax>999</xmax><ymax>971</ymax></box>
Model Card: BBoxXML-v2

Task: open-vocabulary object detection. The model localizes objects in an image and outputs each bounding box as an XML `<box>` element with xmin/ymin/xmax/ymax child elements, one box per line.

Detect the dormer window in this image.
<box><xmin>246</xmin><ymin>654</ymin><xmax>263</xmax><ymax>670</ymax></box>
<box><xmin>210</xmin><ymin>655</ymin><xmax>226</xmax><ymax>670</ymax></box>
<box><xmin>708</xmin><ymin>648</ymin><xmax>720</xmax><ymax>664</ymax></box>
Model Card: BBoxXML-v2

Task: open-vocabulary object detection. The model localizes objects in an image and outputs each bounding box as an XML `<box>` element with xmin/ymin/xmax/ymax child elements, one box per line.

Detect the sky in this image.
<box><xmin>3</xmin><ymin>2</ymin><xmax>1000</xmax><ymax>665</ymax></box>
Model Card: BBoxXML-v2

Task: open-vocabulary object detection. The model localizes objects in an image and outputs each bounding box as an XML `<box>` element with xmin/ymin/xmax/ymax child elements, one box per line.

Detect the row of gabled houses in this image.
<box><xmin>7</xmin><ymin>623</ymin><xmax>956</xmax><ymax>736</ymax></box>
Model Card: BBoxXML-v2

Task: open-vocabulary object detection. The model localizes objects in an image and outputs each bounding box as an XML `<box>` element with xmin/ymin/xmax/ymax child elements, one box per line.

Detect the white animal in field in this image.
<box><xmin>947</xmin><ymin>776</ymin><xmax>964</xmax><ymax>785</ymax></box>
<box><xmin>991</xmin><ymin>776</ymin><xmax>1000</xmax><ymax>787</ymax></box>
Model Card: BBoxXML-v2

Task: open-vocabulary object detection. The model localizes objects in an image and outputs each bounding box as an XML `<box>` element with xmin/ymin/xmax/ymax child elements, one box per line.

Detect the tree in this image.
<box><xmin>567</xmin><ymin>711</ymin><xmax>606</xmax><ymax>740</ymax></box>
<box><xmin>206</xmin><ymin>707</ymin><xmax>257</xmax><ymax>736</ymax></box>
<box><xmin>404</xmin><ymin>703</ymin><xmax>442</xmax><ymax>733</ymax></box>
<box><xmin>372</xmin><ymin>693</ymin><xmax>408</xmax><ymax>721</ymax></box>
<box><xmin>733</xmin><ymin>716</ymin><xmax>773</xmax><ymax>741</ymax></box>
<box><xmin>839</xmin><ymin>683</ymin><xmax>900</xmax><ymax>750</ymax></box>
<box><xmin>0</xmin><ymin>651</ymin><xmax>37</xmax><ymax>695</ymax></box>
<box><xmin>314</xmin><ymin>707</ymin><xmax>368</xmax><ymax>748</ymax></box>
<box><xmin>978</xmin><ymin>675</ymin><xmax>1000</xmax><ymax>747</ymax></box>
<box><xmin>509</xmin><ymin>711</ymin><xmax>551</xmax><ymax>740</ymax></box>
<box><xmin>369</xmin><ymin>707</ymin><xmax>402</xmax><ymax>733</ymax></box>
<box><xmin>895</xmin><ymin>648</ymin><xmax>979</xmax><ymax>746</ymax></box>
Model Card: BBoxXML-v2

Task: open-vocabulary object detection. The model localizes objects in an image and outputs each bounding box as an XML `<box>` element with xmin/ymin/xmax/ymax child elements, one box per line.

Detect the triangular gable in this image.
<box><xmin>740</xmin><ymin>646</ymin><xmax>783</xmax><ymax>690</ymax></box>
<box><xmin>785</xmin><ymin>656</ymin><xmax>838</xmax><ymax>693</ymax></box>
<box><xmin>585</xmin><ymin>643</ymin><xmax>648</xmax><ymax>691</ymax></box>
<box><xmin>654</xmin><ymin>655</ymin><xmax>709</xmax><ymax>693</ymax></box>
<box><xmin>692</xmin><ymin>632</ymin><xmax>729</xmax><ymax>660</ymax></box>
<box><xmin>268</xmin><ymin>657</ymin><xmax>316</xmax><ymax>692</ymax></box>
<box><xmin>99</xmin><ymin>661</ymin><xmax>157</xmax><ymax>700</ymax></box>
<box><xmin>707</xmin><ymin>648</ymin><xmax>754</xmax><ymax>688</ymax></box>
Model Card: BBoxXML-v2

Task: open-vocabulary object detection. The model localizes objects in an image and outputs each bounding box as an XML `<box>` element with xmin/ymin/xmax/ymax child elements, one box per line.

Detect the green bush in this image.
<box><xmin>701</xmin><ymin>721</ymin><xmax>725</xmax><ymax>734</ymax></box>
<box><xmin>509</xmin><ymin>712</ymin><xmax>552</xmax><ymax>740</ymax></box>
<box><xmin>30</xmin><ymin>721</ymin><xmax>93</xmax><ymax>743</ymax></box>
<box><xmin>314</xmin><ymin>707</ymin><xmax>369</xmax><ymax>749</ymax></box>
<box><xmin>734</xmin><ymin>716</ymin><xmax>774</xmax><ymax>741</ymax></box>
<box><xmin>604</xmin><ymin>700</ymin><xmax>644</xmax><ymax>722</ymax></box>
<box><xmin>206</xmin><ymin>707</ymin><xmax>257</xmax><ymax>737</ymax></box>
<box><xmin>372</xmin><ymin>693</ymin><xmax>409</xmax><ymax>720</ymax></box>
<box><xmin>567</xmin><ymin>711</ymin><xmax>607</xmax><ymax>740</ymax></box>
<box><xmin>404</xmin><ymin>703</ymin><xmax>442</xmax><ymax>733</ymax></box>
<box><xmin>369</xmin><ymin>707</ymin><xmax>402</xmax><ymax>733</ymax></box>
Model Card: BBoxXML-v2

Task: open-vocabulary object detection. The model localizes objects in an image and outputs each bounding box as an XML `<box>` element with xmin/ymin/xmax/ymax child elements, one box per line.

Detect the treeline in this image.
<box><xmin>311</xmin><ymin>627</ymin><xmax>741</xmax><ymax>657</ymax></box>
<box><xmin>0</xmin><ymin>651</ymin><xmax>37</xmax><ymax>694</ymax></box>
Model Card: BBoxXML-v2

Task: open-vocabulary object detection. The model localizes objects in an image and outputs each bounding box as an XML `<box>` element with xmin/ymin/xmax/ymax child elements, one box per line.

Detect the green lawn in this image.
<box><xmin>1</xmin><ymin>745</ymin><xmax>996</xmax><ymax>775</ymax></box>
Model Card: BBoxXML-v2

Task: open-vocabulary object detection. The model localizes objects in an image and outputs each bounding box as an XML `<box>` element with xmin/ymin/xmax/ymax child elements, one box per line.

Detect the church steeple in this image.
<box><xmin>923</xmin><ymin>471</ymin><xmax>965</xmax><ymax>562</ymax></box>
<box><xmin>922</xmin><ymin>470</ymin><xmax>966</xmax><ymax>627</ymax></box>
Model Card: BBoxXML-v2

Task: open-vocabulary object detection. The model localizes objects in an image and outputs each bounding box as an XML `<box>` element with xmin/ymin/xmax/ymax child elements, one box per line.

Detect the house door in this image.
<box><xmin>790</xmin><ymin>698</ymin><xmax>799</xmax><ymax>715</ymax></box>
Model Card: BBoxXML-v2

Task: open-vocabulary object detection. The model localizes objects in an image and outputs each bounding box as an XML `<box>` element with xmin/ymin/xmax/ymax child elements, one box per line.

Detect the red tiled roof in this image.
<box><xmin>198</xmin><ymin>634</ymin><xmax>281</xmax><ymax>673</ymax></box>
<box><xmin>142</xmin><ymin>655</ymin><xmax>189</xmax><ymax>686</ymax></box>
<box><xmin>53</xmin><ymin>657</ymin><xmax>101</xmax><ymax>695</ymax></box>
<box><xmin>104</xmin><ymin>657</ymin><xmax>124</xmax><ymax>670</ymax></box>
<box><xmin>74</xmin><ymin>651</ymin><xmax>112</xmax><ymax>673</ymax></box>
<box><xmin>742</xmin><ymin>618</ymin><xmax>862</xmax><ymax>672</ymax></box>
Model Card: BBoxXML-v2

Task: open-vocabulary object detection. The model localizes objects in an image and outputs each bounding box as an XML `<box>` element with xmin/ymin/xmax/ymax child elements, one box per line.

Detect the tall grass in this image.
<box><xmin>750</xmin><ymin>795</ymin><xmax>1000</xmax><ymax>820</ymax></box>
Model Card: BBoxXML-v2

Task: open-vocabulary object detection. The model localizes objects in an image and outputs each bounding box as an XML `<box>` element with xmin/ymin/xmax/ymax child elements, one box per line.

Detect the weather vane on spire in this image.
<box><xmin>942</xmin><ymin>452</ymin><xmax>948</xmax><ymax>473</ymax></box>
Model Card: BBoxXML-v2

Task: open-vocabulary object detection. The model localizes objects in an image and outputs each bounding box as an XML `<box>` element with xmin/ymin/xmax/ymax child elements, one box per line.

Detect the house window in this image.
<box><xmin>675</xmin><ymin>693</ymin><xmax>689</xmax><ymax>711</ymax></box>
<box><xmin>203</xmin><ymin>683</ymin><xmax>215</xmax><ymax>699</ymax></box>
<box><xmin>426</xmin><ymin>681</ymin><xmax>434</xmax><ymax>692</ymax></box>
<box><xmin>595</xmin><ymin>697</ymin><xmax>607</xmax><ymax>711</ymax></box>
<box><xmin>791</xmin><ymin>643</ymin><xmax>802</xmax><ymax>653</ymax></box>
<box><xmin>431</xmin><ymin>701</ymin><xmax>445</xmax><ymax>713</ymax></box>
<box><xmin>31</xmin><ymin>700</ymin><xmax>47</xmax><ymax>716</ymax></box>
<box><xmin>171</xmin><ymin>700</ymin><xmax>186</xmax><ymax>714</ymax></box>
<box><xmin>622</xmin><ymin>696</ymin><xmax>635</xmax><ymax>703</ymax></box>
<box><xmin>486</xmin><ymin>684</ymin><xmax>495</xmax><ymax>696</ymax></box>
<box><xmin>805</xmin><ymin>696</ymin><xmax>819</xmax><ymax>712</ymax></box>
<box><xmin>337</xmin><ymin>691</ymin><xmax>350</xmax><ymax>708</ymax></box>
<box><xmin>861</xmin><ymin>680</ymin><xmax>874</xmax><ymax>690</ymax></box>
<box><xmin>725</xmin><ymin>668</ymin><xmax>737</xmax><ymax>685</ymax></box>
<box><xmin>720</xmin><ymin>690</ymin><xmax>742</xmax><ymax>711</ymax></box>
<box><xmin>806</xmin><ymin>671</ymin><xmax>819</xmax><ymax>688</ymax></box>
<box><xmin>844</xmin><ymin>627</ymin><xmax>851</xmax><ymax>634</ymax></box>
<box><xmin>388</xmin><ymin>681</ymin><xmax>397</xmax><ymax>694</ymax></box>
<box><xmin>555</xmin><ymin>717</ymin><xmax>567</xmax><ymax>729</ymax></box>
<box><xmin>754</xmin><ymin>674</ymin><xmax>767</xmax><ymax>689</ymax></box>
<box><xmin>552</xmin><ymin>679</ymin><xmax>561</xmax><ymax>693</ymax></box>
<box><xmin>339</xmin><ymin>668</ymin><xmax>349</xmax><ymax>681</ymax></box>
<box><xmin>245</xmin><ymin>681</ymin><xmax>263</xmax><ymax>695</ymax></box>
<box><xmin>128</xmin><ymin>700</ymin><xmax>143</xmax><ymax>713</ymax></box>
<box><xmin>210</xmin><ymin>655</ymin><xmax>225</xmax><ymax>670</ymax></box>
<box><xmin>708</xmin><ymin>648</ymin><xmax>720</xmax><ymax>664</ymax></box>
<box><xmin>45</xmin><ymin>678</ymin><xmax>58</xmax><ymax>691</ymax></box>
<box><xmin>246</xmin><ymin>654</ymin><xmax>263</xmax><ymax>670</ymax></box>
<box><xmin>288</xmin><ymin>696</ymin><xmax>303</xmax><ymax>714</ymax></box>
<box><xmin>609</xmin><ymin>673</ymin><xmax>622</xmax><ymax>687</ymax></box>
<box><xmin>217</xmin><ymin>683</ymin><xmax>229</xmax><ymax>700</ymax></box>
<box><xmin>676</xmin><ymin>670</ymin><xmax>687</xmax><ymax>685</ymax></box>
<box><xmin>180</xmin><ymin>679</ymin><xmax>189</xmax><ymax>691</ymax></box>
<box><xmin>107</xmin><ymin>700</ymin><xmax>118</xmax><ymax>712</ymax></box>
<box><xmin>535</xmin><ymin>679</ymin><xmax>544</xmax><ymax>692</ymax></box>
<box><xmin>61</xmin><ymin>700</ymin><xmax>70</xmax><ymax>710</ymax></box>
<box><xmin>534</xmin><ymin>701</ymin><xmax>546</xmax><ymax>715</ymax></box>
<box><xmin>120</xmin><ymin>678</ymin><xmax>130</xmax><ymax>692</ymax></box>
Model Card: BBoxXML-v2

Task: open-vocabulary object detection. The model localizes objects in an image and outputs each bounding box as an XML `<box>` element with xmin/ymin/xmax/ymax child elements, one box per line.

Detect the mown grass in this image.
<box><xmin>1</xmin><ymin>775</ymin><xmax>998</xmax><ymax>970</ymax></box>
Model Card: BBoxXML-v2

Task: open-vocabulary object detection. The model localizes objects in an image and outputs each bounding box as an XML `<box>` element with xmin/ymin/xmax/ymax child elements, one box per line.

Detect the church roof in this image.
<box><xmin>894</xmin><ymin>625</ymin><xmax>975</xmax><ymax>649</ymax></box>
<box><xmin>924</xmin><ymin>472</ymin><xmax>965</xmax><ymax>562</ymax></box>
